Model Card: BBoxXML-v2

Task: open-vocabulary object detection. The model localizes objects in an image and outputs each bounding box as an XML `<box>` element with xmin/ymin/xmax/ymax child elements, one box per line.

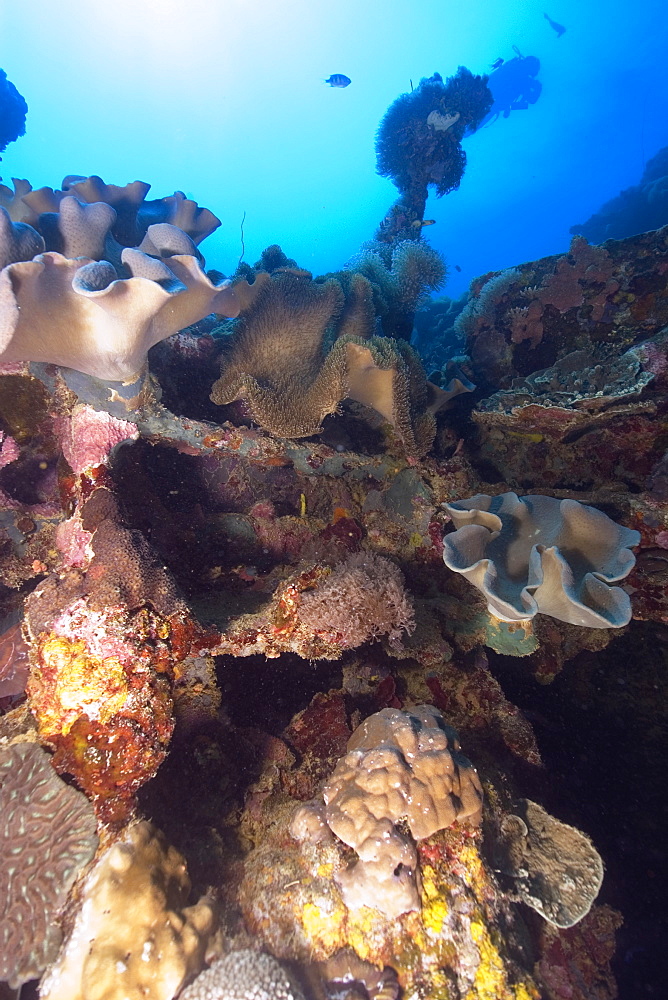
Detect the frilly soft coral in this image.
<box><xmin>0</xmin><ymin>247</ymin><xmax>242</xmax><ymax>381</ymax></box>
<box><xmin>442</xmin><ymin>492</ymin><xmax>640</xmax><ymax>627</ymax></box>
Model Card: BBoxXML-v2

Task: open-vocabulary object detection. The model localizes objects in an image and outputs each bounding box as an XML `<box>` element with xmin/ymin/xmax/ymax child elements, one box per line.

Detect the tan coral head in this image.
<box><xmin>0</xmin><ymin>249</ymin><xmax>241</xmax><ymax>382</ymax></box>
<box><xmin>321</xmin><ymin>705</ymin><xmax>483</xmax><ymax>918</ymax></box>
<box><xmin>442</xmin><ymin>492</ymin><xmax>641</xmax><ymax>627</ymax></box>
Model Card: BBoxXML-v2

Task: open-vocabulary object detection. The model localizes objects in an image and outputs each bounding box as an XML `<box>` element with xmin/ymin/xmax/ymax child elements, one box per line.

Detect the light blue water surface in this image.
<box><xmin>2</xmin><ymin>0</ymin><xmax>667</xmax><ymax>298</ymax></box>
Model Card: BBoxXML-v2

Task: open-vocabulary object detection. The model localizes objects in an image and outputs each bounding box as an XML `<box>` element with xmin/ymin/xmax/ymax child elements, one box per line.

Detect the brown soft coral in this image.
<box><xmin>210</xmin><ymin>269</ymin><xmax>467</xmax><ymax>452</ymax></box>
<box><xmin>210</xmin><ymin>270</ymin><xmax>347</xmax><ymax>436</ymax></box>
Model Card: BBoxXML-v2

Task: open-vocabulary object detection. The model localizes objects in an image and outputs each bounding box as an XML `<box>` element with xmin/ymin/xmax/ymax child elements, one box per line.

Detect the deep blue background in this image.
<box><xmin>2</xmin><ymin>0</ymin><xmax>667</xmax><ymax>298</ymax></box>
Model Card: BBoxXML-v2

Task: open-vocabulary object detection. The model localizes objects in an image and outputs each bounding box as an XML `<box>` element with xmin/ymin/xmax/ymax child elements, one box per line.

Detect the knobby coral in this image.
<box><xmin>0</xmin><ymin>742</ymin><xmax>98</xmax><ymax>988</ymax></box>
<box><xmin>442</xmin><ymin>492</ymin><xmax>640</xmax><ymax>627</ymax></box>
<box><xmin>312</xmin><ymin>705</ymin><xmax>482</xmax><ymax>918</ymax></box>
<box><xmin>180</xmin><ymin>950</ymin><xmax>306</xmax><ymax>1000</ymax></box>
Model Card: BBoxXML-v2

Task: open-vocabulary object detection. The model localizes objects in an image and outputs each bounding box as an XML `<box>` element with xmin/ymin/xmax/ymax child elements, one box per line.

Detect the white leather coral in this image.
<box><xmin>442</xmin><ymin>492</ymin><xmax>640</xmax><ymax>627</ymax></box>
<box><xmin>0</xmin><ymin>249</ymin><xmax>241</xmax><ymax>381</ymax></box>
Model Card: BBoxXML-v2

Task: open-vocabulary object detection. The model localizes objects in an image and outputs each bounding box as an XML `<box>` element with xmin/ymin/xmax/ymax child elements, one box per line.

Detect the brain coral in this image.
<box><xmin>442</xmin><ymin>492</ymin><xmax>640</xmax><ymax>627</ymax></box>
<box><xmin>180</xmin><ymin>950</ymin><xmax>306</xmax><ymax>1000</ymax></box>
<box><xmin>321</xmin><ymin>705</ymin><xmax>483</xmax><ymax>917</ymax></box>
<box><xmin>0</xmin><ymin>742</ymin><xmax>98</xmax><ymax>988</ymax></box>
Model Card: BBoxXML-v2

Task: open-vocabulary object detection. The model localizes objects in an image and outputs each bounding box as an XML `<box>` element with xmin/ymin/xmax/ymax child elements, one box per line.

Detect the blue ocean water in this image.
<box><xmin>2</xmin><ymin>0</ymin><xmax>667</xmax><ymax>295</ymax></box>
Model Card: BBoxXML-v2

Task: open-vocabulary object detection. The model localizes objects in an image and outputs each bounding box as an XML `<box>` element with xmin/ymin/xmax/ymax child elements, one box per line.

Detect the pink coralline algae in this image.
<box><xmin>54</xmin><ymin>405</ymin><xmax>138</xmax><ymax>475</ymax></box>
<box><xmin>0</xmin><ymin>742</ymin><xmax>98</xmax><ymax>988</ymax></box>
<box><xmin>54</xmin><ymin>515</ymin><xmax>93</xmax><ymax>568</ymax></box>
<box><xmin>0</xmin><ymin>429</ymin><xmax>20</xmax><ymax>467</ymax></box>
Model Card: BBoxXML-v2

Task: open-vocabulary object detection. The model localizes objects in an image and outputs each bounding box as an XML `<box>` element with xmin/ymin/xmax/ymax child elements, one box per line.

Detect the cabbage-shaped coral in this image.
<box><xmin>442</xmin><ymin>492</ymin><xmax>640</xmax><ymax>627</ymax></box>
<box><xmin>4</xmin><ymin>173</ymin><xmax>219</xmax><ymax>247</ymax></box>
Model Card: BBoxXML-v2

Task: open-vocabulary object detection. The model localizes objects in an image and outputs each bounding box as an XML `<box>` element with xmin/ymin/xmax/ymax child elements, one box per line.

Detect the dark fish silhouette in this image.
<box><xmin>325</xmin><ymin>74</ymin><xmax>351</xmax><ymax>88</ymax></box>
<box><xmin>490</xmin><ymin>58</ymin><xmax>504</xmax><ymax>70</ymax></box>
<box><xmin>544</xmin><ymin>12</ymin><xmax>566</xmax><ymax>37</ymax></box>
<box><xmin>454</xmin><ymin>264</ymin><xmax>462</xmax><ymax>272</ymax></box>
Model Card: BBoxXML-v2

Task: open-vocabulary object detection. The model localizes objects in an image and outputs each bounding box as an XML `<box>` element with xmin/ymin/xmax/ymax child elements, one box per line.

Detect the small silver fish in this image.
<box><xmin>325</xmin><ymin>74</ymin><xmax>351</xmax><ymax>88</ymax></box>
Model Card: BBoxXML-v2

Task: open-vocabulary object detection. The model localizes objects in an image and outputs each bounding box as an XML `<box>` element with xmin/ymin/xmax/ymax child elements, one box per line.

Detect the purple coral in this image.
<box><xmin>297</xmin><ymin>551</ymin><xmax>414</xmax><ymax>650</ymax></box>
<box><xmin>0</xmin><ymin>742</ymin><xmax>98</xmax><ymax>987</ymax></box>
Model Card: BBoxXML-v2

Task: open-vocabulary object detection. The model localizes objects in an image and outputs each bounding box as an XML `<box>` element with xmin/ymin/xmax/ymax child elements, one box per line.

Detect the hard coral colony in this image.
<box><xmin>0</xmin><ymin>54</ymin><xmax>665</xmax><ymax>1000</ymax></box>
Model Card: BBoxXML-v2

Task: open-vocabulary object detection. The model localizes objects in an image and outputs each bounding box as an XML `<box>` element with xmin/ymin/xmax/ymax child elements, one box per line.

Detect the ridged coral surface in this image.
<box><xmin>0</xmin><ymin>742</ymin><xmax>98</xmax><ymax>988</ymax></box>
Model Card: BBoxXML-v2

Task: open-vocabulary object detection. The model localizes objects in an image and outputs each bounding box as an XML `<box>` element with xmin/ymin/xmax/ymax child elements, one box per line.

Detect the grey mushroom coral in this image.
<box><xmin>442</xmin><ymin>492</ymin><xmax>640</xmax><ymax>627</ymax></box>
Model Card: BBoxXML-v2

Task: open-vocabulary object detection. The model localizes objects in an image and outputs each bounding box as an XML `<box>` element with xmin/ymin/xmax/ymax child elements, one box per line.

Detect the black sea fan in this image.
<box><xmin>0</xmin><ymin>69</ymin><xmax>28</xmax><ymax>156</ymax></box>
<box><xmin>375</xmin><ymin>67</ymin><xmax>492</xmax><ymax>199</ymax></box>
